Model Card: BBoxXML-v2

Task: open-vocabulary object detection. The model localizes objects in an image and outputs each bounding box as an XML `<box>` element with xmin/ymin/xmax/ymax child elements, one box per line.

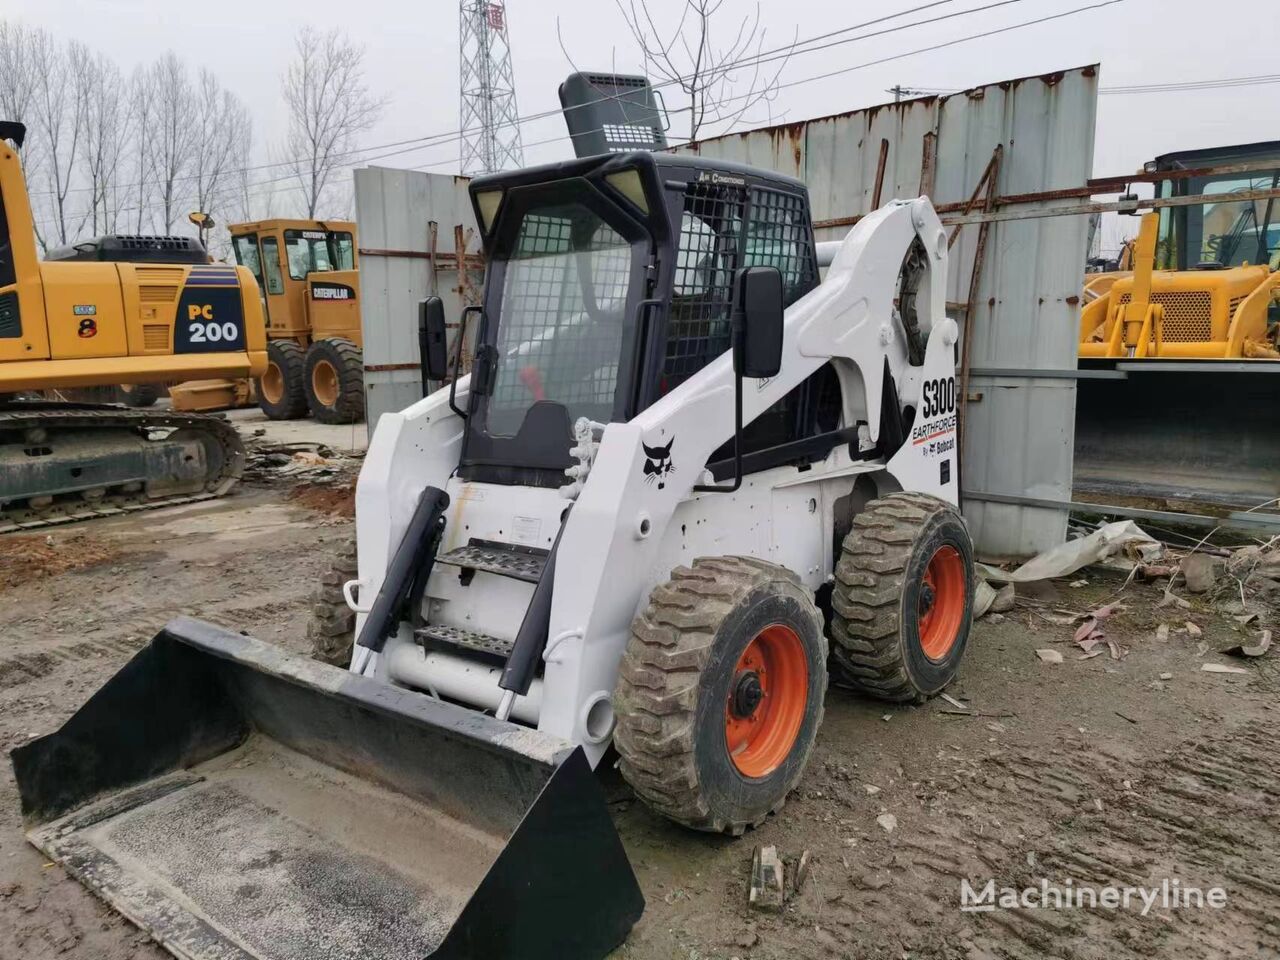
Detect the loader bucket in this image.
<box><xmin>10</xmin><ymin>617</ymin><xmax>643</xmax><ymax>960</ymax></box>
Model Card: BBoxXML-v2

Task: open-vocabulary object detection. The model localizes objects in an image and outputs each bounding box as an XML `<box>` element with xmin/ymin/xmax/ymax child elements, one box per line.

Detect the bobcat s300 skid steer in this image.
<box><xmin>14</xmin><ymin>150</ymin><xmax>975</xmax><ymax>960</ymax></box>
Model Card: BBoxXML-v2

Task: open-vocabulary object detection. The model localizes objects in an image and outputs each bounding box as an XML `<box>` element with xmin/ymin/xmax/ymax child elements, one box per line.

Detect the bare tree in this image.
<box><xmin>27</xmin><ymin>33</ymin><xmax>90</xmax><ymax>248</ymax></box>
<box><xmin>191</xmin><ymin>69</ymin><xmax>251</xmax><ymax>223</ymax></box>
<box><xmin>144</xmin><ymin>53</ymin><xmax>195</xmax><ymax>233</ymax></box>
<box><xmin>0</xmin><ymin>22</ymin><xmax>38</xmax><ymax>127</ymax></box>
<box><xmin>122</xmin><ymin>65</ymin><xmax>157</xmax><ymax>234</ymax></box>
<box><xmin>80</xmin><ymin>51</ymin><xmax>127</xmax><ymax>235</ymax></box>
<box><xmin>613</xmin><ymin>0</ymin><xmax>793</xmax><ymax>142</ymax></box>
<box><xmin>282</xmin><ymin>27</ymin><xmax>386</xmax><ymax>217</ymax></box>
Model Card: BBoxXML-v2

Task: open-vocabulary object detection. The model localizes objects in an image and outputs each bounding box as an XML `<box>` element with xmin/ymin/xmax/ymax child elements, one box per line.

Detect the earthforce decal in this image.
<box><xmin>642</xmin><ymin>438</ymin><xmax>674</xmax><ymax>490</ymax></box>
<box><xmin>912</xmin><ymin>375</ymin><xmax>957</xmax><ymax>459</ymax></box>
<box><xmin>311</xmin><ymin>282</ymin><xmax>355</xmax><ymax>302</ymax></box>
<box><xmin>174</xmin><ymin>286</ymin><xmax>245</xmax><ymax>353</ymax></box>
<box><xmin>72</xmin><ymin>304</ymin><xmax>97</xmax><ymax>316</ymax></box>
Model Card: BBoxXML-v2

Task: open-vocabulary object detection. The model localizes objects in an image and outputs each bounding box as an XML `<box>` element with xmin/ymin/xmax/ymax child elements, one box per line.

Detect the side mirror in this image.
<box><xmin>418</xmin><ymin>297</ymin><xmax>449</xmax><ymax>383</ymax></box>
<box><xmin>731</xmin><ymin>266</ymin><xmax>784</xmax><ymax>379</ymax></box>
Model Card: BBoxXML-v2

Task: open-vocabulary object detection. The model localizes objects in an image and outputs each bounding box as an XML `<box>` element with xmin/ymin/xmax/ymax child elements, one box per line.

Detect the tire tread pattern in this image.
<box><xmin>614</xmin><ymin>556</ymin><xmax>825</xmax><ymax>835</ymax></box>
<box><xmin>829</xmin><ymin>491</ymin><xmax>960</xmax><ymax>704</ymax></box>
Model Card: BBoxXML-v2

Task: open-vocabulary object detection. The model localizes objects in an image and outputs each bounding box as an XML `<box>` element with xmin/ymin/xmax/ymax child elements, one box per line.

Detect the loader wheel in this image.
<box><xmin>304</xmin><ymin>338</ymin><xmax>364</xmax><ymax>424</ymax></box>
<box><xmin>307</xmin><ymin>535</ymin><xmax>358</xmax><ymax>666</ymax></box>
<box><xmin>115</xmin><ymin>382</ymin><xmax>160</xmax><ymax>407</ymax></box>
<box><xmin>257</xmin><ymin>340</ymin><xmax>308</xmax><ymax>419</ymax></box>
<box><xmin>614</xmin><ymin>557</ymin><xmax>827</xmax><ymax>835</ymax></box>
<box><xmin>830</xmin><ymin>493</ymin><xmax>974</xmax><ymax>703</ymax></box>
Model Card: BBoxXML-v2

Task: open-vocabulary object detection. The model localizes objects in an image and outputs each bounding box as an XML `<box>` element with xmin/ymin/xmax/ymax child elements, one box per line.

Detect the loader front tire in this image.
<box><xmin>304</xmin><ymin>338</ymin><xmax>365</xmax><ymax>424</ymax></box>
<box><xmin>829</xmin><ymin>493</ymin><xmax>974</xmax><ymax>703</ymax></box>
<box><xmin>257</xmin><ymin>340</ymin><xmax>308</xmax><ymax>420</ymax></box>
<box><xmin>614</xmin><ymin>557</ymin><xmax>827</xmax><ymax>835</ymax></box>
<box><xmin>307</xmin><ymin>535</ymin><xmax>358</xmax><ymax>666</ymax></box>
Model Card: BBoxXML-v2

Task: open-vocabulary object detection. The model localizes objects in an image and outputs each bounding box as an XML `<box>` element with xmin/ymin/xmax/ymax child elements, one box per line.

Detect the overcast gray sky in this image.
<box><xmin>8</xmin><ymin>0</ymin><xmax>1277</xmax><ymax>250</ymax></box>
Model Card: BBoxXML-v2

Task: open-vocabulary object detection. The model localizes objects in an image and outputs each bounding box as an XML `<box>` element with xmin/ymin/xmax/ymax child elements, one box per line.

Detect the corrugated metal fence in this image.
<box><xmin>673</xmin><ymin>65</ymin><xmax>1099</xmax><ymax>557</ymax></box>
<box><xmin>354</xmin><ymin>166</ymin><xmax>483</xmax><ymax>429</ymax></box>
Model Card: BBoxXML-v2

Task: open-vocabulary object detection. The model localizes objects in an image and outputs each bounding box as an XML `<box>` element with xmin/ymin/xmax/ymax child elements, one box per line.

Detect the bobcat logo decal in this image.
<box><xmin>642</xmin><ymin>438</ymin><xmax>674</xmax><ymax>490</ymax></box>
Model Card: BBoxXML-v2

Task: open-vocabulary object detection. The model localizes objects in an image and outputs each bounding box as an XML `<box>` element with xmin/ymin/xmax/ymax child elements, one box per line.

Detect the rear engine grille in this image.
<box><xmin>135</xmin><ymin>267</ymin><xmax>186</xmax><ymax>284</ymax></box>
<box><xmin>1119</xmin><ymin>290</ymin><xmax>1213</xmax><ymax>342</ymax></box>
<box><xmin>143</xmin><ymin>325</ymin><xmax>170</xmax><ymax>351</ymax></box>
<box><xmin>140</xmin><ymin>285</ymin><xmax>179</xmax><ymax>303</ymax></box>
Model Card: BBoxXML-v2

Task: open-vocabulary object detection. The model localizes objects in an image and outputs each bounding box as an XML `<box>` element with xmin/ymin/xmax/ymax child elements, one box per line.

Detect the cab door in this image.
<box><xmin>259</xmin><ymin>233</ymin><xmax>297</xmax><ymax>337</ymax></box>
<box><xmin>0</xmin><ymin>150</ymin><xmax>49</xmax><ymax>362</ymax></box>
<box><xmin>231</xmin><ymin>232</ymin><xmax>271</xmax><ymax>328</ymax></box>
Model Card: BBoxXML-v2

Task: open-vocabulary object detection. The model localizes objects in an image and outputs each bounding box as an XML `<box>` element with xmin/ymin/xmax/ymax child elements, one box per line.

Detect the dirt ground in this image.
<box><xmin>2</xmin><ymin>466</ymin><xmax>1278</xmax><ymax>959</ymax></box>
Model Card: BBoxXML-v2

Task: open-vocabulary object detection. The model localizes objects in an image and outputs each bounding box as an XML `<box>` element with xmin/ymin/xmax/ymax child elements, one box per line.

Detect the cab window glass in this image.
<box><xmin>231</xmin><ymin>235</ymin><xmax>263</xmax><ymax>288</ymax></box>
<box><xmin>260</xmin><ymin>237</ymin><xmax>285</xmax><ymax>295</ymax></box>
<box><xmin>284</xmin><ymin>229</ymin><xmax>340</xmax><ymax>279</ymax></box>
<box><xmin>331</xmin><ymin>232</ymin><xmax>355</xmax><ymax>270</ymax></box>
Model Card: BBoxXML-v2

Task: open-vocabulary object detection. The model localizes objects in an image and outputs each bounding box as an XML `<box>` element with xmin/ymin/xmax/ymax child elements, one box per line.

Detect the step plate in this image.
<box><xmin>436</xmin><ymin>540</ymin><xmax>548</xmax><ymax>584</ymax></box>
<box><xmin>416</xmin><ymin>624</ymin><xmax>515</xmax><ymax>659</ymax></box>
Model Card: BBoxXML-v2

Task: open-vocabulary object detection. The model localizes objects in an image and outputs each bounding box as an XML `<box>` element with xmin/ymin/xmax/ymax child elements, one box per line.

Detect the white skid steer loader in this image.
<box><xmin>13</xmin><ymin>151</ymin><xmax>975</xmax><ymax>960</ymax></box>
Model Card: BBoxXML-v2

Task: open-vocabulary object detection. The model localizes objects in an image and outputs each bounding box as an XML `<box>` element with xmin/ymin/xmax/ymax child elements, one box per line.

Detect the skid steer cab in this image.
<box><xmin>14</xmin><ymin>151</ymin><xmax>976</xmax><ymax>960</ymax></box>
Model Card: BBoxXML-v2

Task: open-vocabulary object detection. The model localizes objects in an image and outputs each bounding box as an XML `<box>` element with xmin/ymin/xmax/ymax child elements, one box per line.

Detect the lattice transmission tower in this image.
<box><xmin>459</xmin><ymin>1</ymin><xmax>525</xmax><ymax>175</ymax></box>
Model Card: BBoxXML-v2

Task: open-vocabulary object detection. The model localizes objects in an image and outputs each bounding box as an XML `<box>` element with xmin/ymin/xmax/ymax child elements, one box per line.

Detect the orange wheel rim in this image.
<box><xmin>724</xmin><ymin>624</ymin><xmax>808</xmax><ymax>778</ymax></box>
<box><xmin>311</xmin><ymin>359</ymin><xmax>339</xmax><ymax>406</ymax></box>
<box><xmin>919</xmin><ymin>544</ymin><xmax>966</xmax><ymax>661</ymax></box>
<box><xmin>261</xmin><ymin>362</ymin><xmax>284</xmax><ymax>404</ymax></box>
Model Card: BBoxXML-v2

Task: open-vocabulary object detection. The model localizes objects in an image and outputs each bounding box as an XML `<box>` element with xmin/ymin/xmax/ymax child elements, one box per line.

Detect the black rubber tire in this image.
<box><xmin>257</xmin><ymin>340</ymin><xmax>309</xmax><ymax>420</ymax></box>
<box><xmin>115</xmin><ymin>383</ymin><xmax>160</xmax><ymax>407</ymax></box>
<box><xmin>829</xmin><ymin>492</ymin><xmax>974</xmax><ymax>703</ymax></box>
<box><xmin>613</xmin><ymin>556</ymin><xmax>827</xmax><ymax>835</ymax></box>
<box><xmin>307</xmin><ymin>535</ymin><xmax>358</xmax><ymax>666</ymax></box>
<box><xmin>304</xmin><ymin>338</ymin><xmax>364</xmax><ymax>424</ymax></box>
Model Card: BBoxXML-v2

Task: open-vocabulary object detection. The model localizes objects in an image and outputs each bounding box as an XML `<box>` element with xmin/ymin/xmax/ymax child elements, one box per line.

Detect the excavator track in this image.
<box><xmin>0</xmin><ymin>402</ymin><xmax>245</xmax><ymax>533</ymax></box>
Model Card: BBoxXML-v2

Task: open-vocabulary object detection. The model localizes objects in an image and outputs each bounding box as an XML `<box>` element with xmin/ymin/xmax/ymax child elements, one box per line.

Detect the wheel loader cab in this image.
<box><xmin>463</xmin><ymin>152</ymin><xmax>834</xmax><ymax>488</ymax></box>
<box><xmin>229</xmin><ymin>219</ymin><xmax>359</xmax><ymax>341</ymax></box>
<box><xmin>230</xmin><ymin>219</ymin><xmax>366</xmax><ymax>422</ymax></box>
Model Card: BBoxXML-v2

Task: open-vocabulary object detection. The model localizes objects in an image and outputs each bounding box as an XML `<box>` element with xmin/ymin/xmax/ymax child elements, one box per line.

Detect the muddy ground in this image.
<box><xmin>2</xmin><ymin>454</ymin><xmax>1278</xmax><ymax>959</ymax></box>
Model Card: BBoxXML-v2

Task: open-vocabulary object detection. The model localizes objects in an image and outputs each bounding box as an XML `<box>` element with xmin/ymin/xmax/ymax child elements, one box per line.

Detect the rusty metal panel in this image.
<box><xmin>354</xmin><ymin>167</ymin><xmax>483</xmax><ymax>434</ymax></box>
<box><xmin>674</xmin><ymin>66</ymin><xmax>1099</xmax><ymax>557</ymax></box>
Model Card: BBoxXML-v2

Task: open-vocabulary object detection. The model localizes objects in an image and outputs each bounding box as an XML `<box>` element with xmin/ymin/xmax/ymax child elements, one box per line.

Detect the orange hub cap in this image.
<box><xmin>724</xmin><ymin>624</ymin><xmax>808</xmax><ymax>778</ymax></box>
<box><xmin>311</xmin><ymin>359</ymin><xmax>340</xmax><ymax>407</ymax></box>
<box><xmin>261</xmin><ymin>362</ymin><xmax>284</xmax><ymax>404</ymax></box>
<box><xmin>918</xmin><ymin>544</ymin><xmax>966</xmax><ymax>660</ymax></box>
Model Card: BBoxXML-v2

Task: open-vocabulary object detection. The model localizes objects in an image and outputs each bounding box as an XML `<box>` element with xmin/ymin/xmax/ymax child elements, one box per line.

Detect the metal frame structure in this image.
<box><xmin>459</xmin><ymin>0</ymin><xmax>526</xmax><ymax>176</ymax></box>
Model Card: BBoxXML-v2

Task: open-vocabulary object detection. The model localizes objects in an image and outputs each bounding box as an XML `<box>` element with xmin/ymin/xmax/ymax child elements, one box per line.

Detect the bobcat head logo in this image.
<box><xmin>642</xmin><ymin>438</ymin><xmax>674</xmax><ymax>490</ymax></box>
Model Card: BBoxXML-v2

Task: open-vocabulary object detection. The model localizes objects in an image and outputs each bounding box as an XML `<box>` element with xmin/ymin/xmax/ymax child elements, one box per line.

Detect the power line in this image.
<box><xmin>31</xmin><ymin>1</ymin><xmax>1124</xmax><ymax>229</ymax></box>
<box><xmin>26</xmin><ymin>0</ymin><xmax>1013</xmax><ymax>204</ymax></box>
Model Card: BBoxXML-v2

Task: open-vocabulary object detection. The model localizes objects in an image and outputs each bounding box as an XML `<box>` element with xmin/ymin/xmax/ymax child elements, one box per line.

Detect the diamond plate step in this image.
<box><xmin>436</xmin><ymin>540</ymin><xmax>548</xmax><ymax>584</ymax></box>
<box><xmin>415</xmin><ymin>623</ymin><xmax>515</xmax><ymax>659</ymax></box>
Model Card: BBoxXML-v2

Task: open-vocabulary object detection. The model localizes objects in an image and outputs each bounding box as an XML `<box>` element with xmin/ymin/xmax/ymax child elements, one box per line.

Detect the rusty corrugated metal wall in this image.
<box><xmin>674</xmin><ymin>66</ymin><xmax>1099</xmax><ymax>558</ymax></box>
<box><xmin>354</xmin><ymin>166</ymin><xmax>483</xmax><ymax>434</ymax></box>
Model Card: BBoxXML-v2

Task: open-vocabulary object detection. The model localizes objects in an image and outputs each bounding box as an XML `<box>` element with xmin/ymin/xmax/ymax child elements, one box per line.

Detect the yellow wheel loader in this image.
<box><xmin>229</xmin><ymin>218</ymin><xmax>364</xmax><ymax>423</ymax></box>
<box><xmin>12</xmin><ymin>144</ymin><xmax>976</xmax><ymax>958</ymax></box>
<box><xmin>0</xmin><ymin>122</ymin><xmax>266</xmax><ymax>531</ymax></box>
<box><xmin>1074</xmin><ymin>141</ymin><xmax>1280</xmax><ymax>514</ymax></box>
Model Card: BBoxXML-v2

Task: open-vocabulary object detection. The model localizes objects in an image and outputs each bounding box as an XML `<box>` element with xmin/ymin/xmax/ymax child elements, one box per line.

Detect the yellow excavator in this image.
<box><xmin>0</xmin><ymin>121</ymin><xmax>267</xmax><ymax>531</ymax></box>
<box><xmin>168</xmin><ymin>219</ymin><xmax>364</xmax><ymax>422</ymax></box>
